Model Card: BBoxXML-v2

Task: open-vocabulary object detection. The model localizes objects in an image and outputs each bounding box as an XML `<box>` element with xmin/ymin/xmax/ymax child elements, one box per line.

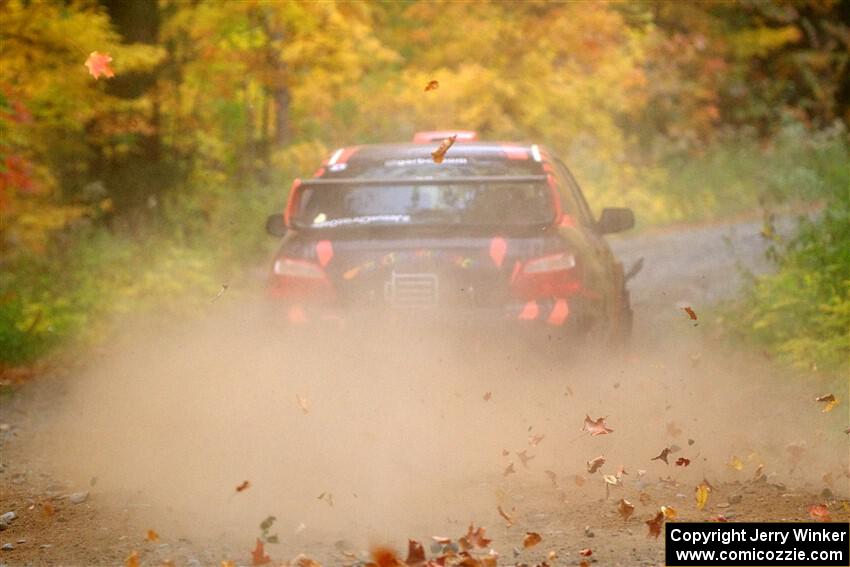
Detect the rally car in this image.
<box><xmin>265</xmin><ymin>131</ymin><xmax>636</xmax><ymax>346</ymax></box>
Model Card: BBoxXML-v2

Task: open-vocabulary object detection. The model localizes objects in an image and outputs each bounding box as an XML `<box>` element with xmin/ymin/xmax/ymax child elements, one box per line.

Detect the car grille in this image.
<box><xmin>384</xmin><ymin>271</ymin><xmax>439</xmax><ymax>309</ymax></box>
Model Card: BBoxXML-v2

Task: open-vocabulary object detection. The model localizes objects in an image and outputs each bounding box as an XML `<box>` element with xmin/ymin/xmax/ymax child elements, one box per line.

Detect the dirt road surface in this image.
<box><xmin>2</xmin><ymin>218</ymin><xmax>847</xmax><ymax>566</ymax></box>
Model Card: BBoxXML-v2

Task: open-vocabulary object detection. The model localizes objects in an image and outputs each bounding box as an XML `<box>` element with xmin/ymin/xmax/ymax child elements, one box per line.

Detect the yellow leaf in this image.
<box><xmin>146</xmin><ymin>529</ymin><xmax>159</xmax><ymax>542</ymax></box>
<box><xmin>695</xmin><ymin>482</ymin><xmax>711</xmax><ymax>510</ymax></box>
<box><xmin>126</xmin><ymin>551</ymin><xmax>140</xmax><ymax>567</ymax></box>
<box><xmin>661</xmin><ymin>505</ymin><xmax>678</xmax><ymax>520</ymax></box>
<box><xmin>727</xmin><ymin>456</ymin><xmax>743</xmax><ymax>471</ymax></box>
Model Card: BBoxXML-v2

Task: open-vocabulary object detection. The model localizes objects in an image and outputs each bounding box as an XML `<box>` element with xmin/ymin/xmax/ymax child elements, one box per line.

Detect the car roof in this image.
<box><xmin>331</xmin><ymin>141</ymin><xmax>544</xmax><ymax>164</ymax></box>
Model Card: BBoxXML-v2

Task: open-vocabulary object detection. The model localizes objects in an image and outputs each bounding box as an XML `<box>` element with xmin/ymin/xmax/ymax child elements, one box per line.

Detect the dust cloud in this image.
<box><xmin>34</xmin><ymin>294</ymin><xmax>848</xmax><ymax>555</ymax></box>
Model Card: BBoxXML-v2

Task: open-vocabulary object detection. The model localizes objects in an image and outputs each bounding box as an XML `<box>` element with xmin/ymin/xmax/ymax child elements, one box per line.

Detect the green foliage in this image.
<box><xmin>732</xmin><ymin>185</ymin><xmax>850</xmax><ymax>376</ymax></box>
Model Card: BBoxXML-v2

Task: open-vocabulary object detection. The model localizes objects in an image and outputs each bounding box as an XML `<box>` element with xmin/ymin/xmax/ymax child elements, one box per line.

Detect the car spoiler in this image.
<box><xmin>298</xmin><ymin>175</ymin><xmax>548</xmax><ymax>187</ymax></box>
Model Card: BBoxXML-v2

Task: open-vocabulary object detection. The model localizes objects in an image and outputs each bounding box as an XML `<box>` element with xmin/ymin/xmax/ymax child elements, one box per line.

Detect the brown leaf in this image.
<box><xmin>292</xmin><ymin>555</ymin><xmax>322</xmax><ymax>567</ymax></box>
<box><xmin>459</xmin><ymin>524</ymin><xmax>492</xmax><ymax>550</ymax></box>
<box><xmin>431</xmin><ymin>135</ymin><xmax>457</xmax><ymax>164</ymax></box>
<box><xmin>639</xmin><ymin>491</ymin><xmax>652</xmax><ymax>505</ymax></box>
<box><xmin>236</xmin><ymin>480</ymin><xmax>250</xmax><ymax>492</ymax></box>
<box><xmin>503</xmin><ymin>462</ymin><xmax>515</xmax><ymax>476</ymax></box>
<box><xmin>483</xmin><ymin>391</ymin><xmax>492</xmax><ymax>401</ymax></box>
<box><xmin>574</xmin><ymin>474</ymin><xmax>587</xmax><ymax>486</ymax></box>
<box><xmin>617</xmin><ymin>498</ymin><xmax>635</xmax><ymax>521</ymax></box>
<box><xmin>809</xmin><ymin>504</ymin><xmax>831</xmax><ymax>522</ymax></box>
<box><xmin>497</xmin><ymin>505</ymin><xmax>514</xmax><ymax>527</ymax></box>
<box><xmin>424</xmin><ymin>80</ymin><xmax>439</xmax><ymax>92</ymax></box>
<box><xmin>675</xmin><ymin>457</ymin><xmax>691</xmax><ymax>467</ymax></box>
<box><xmin>41</xmin><ymin>502</ymin><xmax>55</xmax><ymax>518</ymax></box>
<box><xmin>146</xmin><ymin>529</ymin><xmax>159</xmax><ymax>542</ymax></box>
<box><xmin>251</xmin><ymin>538</ymin><xmax>271</xmax><ymax>565</ymax></box>
<box><xmin>544</xmin><ymin>470</ymin><xmax>559</xmax><ymax>488</ymax></box>
<box><xmin>587</xmin><ymin>456</ymin><xmax>605</xmax><ymax>474</ymax></box>
<box><xmin>502</xmin><ymin>449</ymin><xmax>509</xmax><ymax>457</ymax></box>
<box><xmin>582</xmin><ymin>415</ymin><xmax>613</xmax><ymax>436</ymax></box>
<box><xmin>661</xmin><ymin>505</ymin><xmax>678</xmax><ymax>520</ymax></box>
<box><xmin>646</xmin><ymin>511</ymin><xmax>664</xmax><ymax>538</ymax></box>
<box><xmin>682</xmin><ymin>306</ymin><xmax>697</xmax><ymax>320</ymax></box>
<box><xmin>616</xmin><ymin>464</ymin><xmax>629</xmax><ymax>478</ymax></box>
<box><xmin>815</xmin><ymin>394</ymin><xmax>838</xmax><ymax>413</ymax></box>
<box><xmin>85</xmin><ymin>51</ymin><xmax>115</xmax><ymax>80</ymax></box>
<box><xmin>125</xmin><ymin>551</ymin><xmax>140</xmax><ymax>567</ymax></box>
<box><xmin>523</xmin><ymin>531</ymin><xmax>542</xmax><ymax>548</ymax></box>
<box><xmin>579</xmin><ymin>548</ymin><xmax>592</xmax><ymax>557</ymax></box>
<box><xmin>517</xmin><ymin>450</ymin><xmax>535</xmax><ymax>468</ymax></box>
<box><xmin>651</xmin><ymin>448</ymin><xmax>671</xmax><ymax>464</ymax></box>
<box><xmin>405</xmin><ymin>539</ymin><xmax>426</xmax><ymax>565</ymax></box>
<box><xmin>371</xmin><ymin>546</ymin><xmax>402</xmax><ymax>567</ymax></box>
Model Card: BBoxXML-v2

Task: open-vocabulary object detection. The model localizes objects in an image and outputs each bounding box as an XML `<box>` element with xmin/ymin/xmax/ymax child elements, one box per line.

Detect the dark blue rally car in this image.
<box><xmin>265</xmin><ymin>131</ymin><xmax>636</xmax><ymax>345</ymax></box>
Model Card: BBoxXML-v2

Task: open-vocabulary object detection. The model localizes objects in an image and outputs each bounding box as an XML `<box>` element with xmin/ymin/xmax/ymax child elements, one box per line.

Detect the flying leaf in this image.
<box><xmin>646</xmin><ymin>511</ymin><xmax>664</xmax><ymax>538</ymax></box>
<box><xmin>754</xmin><ymin>464</ymin><xmax>765</xmax><ymax>480</ymax></box>
<box><xmin>523</xmin><ymin>532</ymin><xmax>542</xmax><ymax>548</ymax></box>
<box><xmin>727</xmin><ymin>456</ymin><xmax>744</xmax><ymax>471</ymax></box>
<box><xmin>370</xmin><ymin>546</ymin><xmax>401</xmax><ymax>567</ymax></box>
<box><xmin>431</xmin><ymin>536</ymin><xmax>452</xmax><ymax>545</ymax></box>
<box><xmin>661</xmin><ymin>505</ymin><xmax>678</xmax><ymax>520</ymax></box>
<box><xmin>431</xmin><ymin>135</ymin><xmax>457</xmax><ymax>164</ymax></box>
<box><xmin>529</xmin><ymin>433</ymin><xmax>545</xmax><ymax>447</ymax></box>
<box><xmin>483</xmin><ymin>391</ymin><xmax>492</xmax><ymax>401</ymax></box>
<box><xmin>815</xmin><ymin>394</ymin><xmax>838</xmax><ymax>413</ymax></box>
<box><xmin>639</xmin><ymin>492</ymin><xmax>652</xmax><ymax>505</ymax></box>
<box><xmin>236</xmin><ymin>480</ymin><xmax>250</xmax><ymax>492</ymax></box>
<box><xmin>695</xmin><ymin>481</ymin><xmax>711</xmax><ymax>510</ymax></box>
<box><xmin>574</xmin><ymin>474</ymin><xmax>587</xmax><ymax>486</ymax></box>
<box><xmin>602</xmin><ymin>474</ymin><xmax>619</xmax><ymax>486</ymax></box>
<box><xmin>651</xmin><ymin>448</ymin><xmax>671</xmax><ymax>464</ymax></box>
<box><xmin>125</xmin><ymin>551</ymin><xmax>140</xmax><ymax>567</ymax></box>
<box><xmin>497</xmin><ymin>505</ymin><xmax>514</xmax><ymax>527</ymax></box>
<box><xmin>682</xmin><ymin>306</ymin><xmax>697</xmax><ymax>320</ymax></box>
<box><xmin>582</xmin><ymin>415</ymin><xmax>613</xmax><ymax>436</ymax></box>
<box><xmin>618</xmin><ymin>498</ymin><xmax>635</xmax><ymax>521</ymax></box>
<box><xmin>405</xmin><ymin>539</ymin><xmax>426</xmax><ymax>565</ymax></box>
<box><xmin>85</xmin><ymin>51</ymin><xmax>115</xmax><ymax>79</ymax></box>
<box><xmin>676</xmin><ymin>457</ymin><xmax>691</xmax><ymax>467</ymax></box>
<box><xmin>579</xmin><ymin>548</ymin><xmax>592</xmax><ymax>557</ymax></box>
<box><xmin>251</xmin><ymin>538</ymin><xmax>271</xmax><ymax>565</ymax></box>
<box><xmin>809</xmin><ymin>504</ymin><xmax>830</xmax><ymax>522</ymax></box>
<box><xmin>517</xmin><ymin>450</ymin><xmax>535</xmax><ymax>468</ymax></box>
<box><xmin>544</xmin><ymin>470</ymin><xmax>558</xmax><ymax>488</ymax></box>
<box><xmin>146</xmin><ymin>529</ymin><xmax>159</xmax><ymax>542</ymax></box>
<box><xmin>424</xmin><ymin>80</ymin><xmax>439</xmax><ymax>92</ymax></box>
<box><xmin>221</xmin><ymin>562</ymin><xmax>236</xmax><ymax>567</ymax></box>
<box><xmin>503</xmin><ymin>462</ymin><xmax>515</xmax><ymax>476</ymax></box>
<box><xmin>296</xmin><ymin>394</ymin><xmax>310</xmax><ymax>414</ymax></box>
<box><xmin>587</xmin><ymin>456</ymin><xmax>606</xmax><ymax>473</ymax></box>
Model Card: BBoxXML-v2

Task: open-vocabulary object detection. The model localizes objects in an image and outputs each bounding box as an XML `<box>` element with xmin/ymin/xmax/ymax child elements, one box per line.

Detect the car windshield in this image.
<box><xmin>297</xmin><ymin>154</ymin><xmax>559</xmax><ymax>228</ymax></box>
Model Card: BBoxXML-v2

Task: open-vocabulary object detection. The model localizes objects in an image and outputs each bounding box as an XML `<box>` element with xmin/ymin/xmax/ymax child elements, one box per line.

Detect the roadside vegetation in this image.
<box><xmin>1</xmin><ymin>1</ymin><xmax>847</xmax><ymax>369</ymax></box>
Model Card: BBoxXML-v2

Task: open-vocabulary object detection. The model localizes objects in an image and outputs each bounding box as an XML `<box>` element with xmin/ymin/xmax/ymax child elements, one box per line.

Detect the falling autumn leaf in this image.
<box><xmin>85</xmin><ymin>51</ymin><xmax>115</xmax><ymax>79</ymax></box>
<box><xmin>809</xmin><ymin>504</ymin><xmax>831</xmax><ymax>522</ymax></box>
<box><xmin>371</xmin><ymin>546</ymin><xmax>401</xmax><ymax>567</ymax></box>
<box><xmin>405</xmin><ymin>539</ymin><xmax>426</xmax><ymax>565</ymax></box>
<box><xmin>682</xmin><ymin>306</ymin><xmax>697</xmax><ymax>320</ymax></box>
<box><xmin>517</xmin><ymin>449</ymin><xmax>535</xmax><ymax>468</ymax></box>
<box><xmin>523</xmin><ymin>531</ymin><xmax>542</xmax><ymax>549</ymax></box>
<box><xmin>754</xmin><ymin>464</ymin><xmax>765</xmax><ymax>480</ymax></box>
<box><xmin>579</xmin><ymin>548</ymin><xmax>592</xmax><ymax>557</ymax></box>
<box><xmin>529</xmin><ymin>433</ymin><xmax>545</xmax><ymax>446</ymax></box>
<box><xmin>236</xmin><ymin>480</ymin><xmax>250</xmax><ymax>492</ymax></box>
<box><xmin>497</xmin><ymin>505</ymin><xmax>514</xmax><ymax>527</ymax></box>
<box><xmin>502</xmin><ymin>448</ymin><xmax>509</xmax><ymax>457</ymax></box>
<box><xmin>616</xmin><ymin>465</ymin><xmax>629</xmax><ymax>478</ymax></box>
<box><xmin>661</xmin><ymin>505</ymin><xmax>678</xmax><ymax>520</ymax></box>
<box><xmin>695</xmin><ymin>481</ymin><xmax>711</xmax><ymax>510</ymax></box>
<box><xmin>251</xmin><ymin>538</ymin><xmax>271</xmax><ymax>565</ymax></box>
<box><xmin>483</xmin><ymin>391</ymin><xmax>492</xmax><ymax>401</ymax></box>
<box><xmin>459</xmin><ymin>524</ymin><xmax>492</xmax><ymax>549</ymax></box>
<box><xmin>582</xmin><ymin>414</ymin><xmax>613</xmax><ymax>436</ymax></box>
<box><xmin>431</xmin><ymin>536</ymin><xmax>452</xmax><ymax>545</ymax></box>
<box><xmin>639</xmin><ymin>492</ymin><xmax>653</xmax><ymax>505</ymax></box>
<box><xmin>125</xmin><ymin>551</ymin><xmax>140</xmax><ymax>567</ymax></box>
<box><xmin>41</xmin><ymin>502</ymin><xmax>55</xmax><ymax>518</ymax></box>
<box><xmin>602</xmin><ymin>474</ymin><xmax>619</xmax><ymax>486</ymax></box>
<box><xmin>296</xmin><ymin>394</ymin><xmax>310</xmax><ymax>414</ymax></box>
<box><xmin>574</xmin><ymin>474</ymin><xmax>587</xmax><ymax>486</ymax></box>
<box><xmin>675</xmin><ymin>457</ymin><xmax>691</xmax><ymax>467</ymax></box>
<box><xmin>587</xmin><ymin>456</ymin><xmax>605</xmax><ymax>474</ymax></box>
<box><xmin>431</xmin><ymin>135</ymin><xmax>457</xmax><ymax>164</ymax></box>
<box><xmin>646</xmin><ymin>511</ymin><xmax>664</xmax><ymax>538</ymax></box>
<box><xmin>815</xmin><ymin>394</ymin><xmax>838</xmax><ymax>413</ymax></box>
<box><xmin>424</xmin><ymin>80</ymin><xmax>439</xmax><ymax>92</ymax></box>
<box><xmin>618</xmin><ymin>498</ymin><xmax>635</xmax><ymax>521</ymax></box>
<box><xmin>503</xmin><ymin>462</ymin><xmax>516</xmax><ymax>476</ymax></box>
<box><xmin>651</xmin><ymin>448</ymin><xmax>671</xmax><ymax>464</ymax></box>
<box><xmin>727</xmin><ymin>456</ymin><xmax>744</xmax><ymax>471</ymax></box>
<box><xmin>544</xmin><ymin>470</ymin><xmax>559</xmax><ymax>488</ymax></box>
<box><xmin>221</xmin><ymin>562</ymin><xmax>235</xmax><ymax>567</ymax></box>
<box><xmin>146</xmin><ymin>529</ymin><xmax>159</xmax><ymax>542</ymax></box>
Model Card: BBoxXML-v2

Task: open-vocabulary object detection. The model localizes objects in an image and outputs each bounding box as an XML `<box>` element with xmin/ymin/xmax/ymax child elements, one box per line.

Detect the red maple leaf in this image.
<box><xmin>85</xmin><ymin>51</ymin><xmax>115</xmax><ymax>79</ymax></box>
<box><xmin>582</xmin><ymin>415</ymin><xmax>613</xmax><ymax>436</ymax></box>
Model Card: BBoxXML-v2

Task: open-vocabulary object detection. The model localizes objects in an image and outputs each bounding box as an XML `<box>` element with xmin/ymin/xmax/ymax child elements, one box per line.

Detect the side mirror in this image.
<box><xmin>597</xmin><ymin>207</ymin><xmax>635</xmax><ymax>234</ymax></box>
<box><xmin>266</xmin><ymin>213</ymin><xmax>287</xmax><ymax>237</ymax></box>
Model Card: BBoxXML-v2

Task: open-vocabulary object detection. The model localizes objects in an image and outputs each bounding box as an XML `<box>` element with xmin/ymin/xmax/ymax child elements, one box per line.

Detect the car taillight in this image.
<box><xmin>273</xmin><ymin>258</ymin><xmax>325</xmax><ymax>279</ymax></box>
<box><xmin>522</xmin><ymin>253</ymin><xmax>576</xmax><ymax>274</ymax></box>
